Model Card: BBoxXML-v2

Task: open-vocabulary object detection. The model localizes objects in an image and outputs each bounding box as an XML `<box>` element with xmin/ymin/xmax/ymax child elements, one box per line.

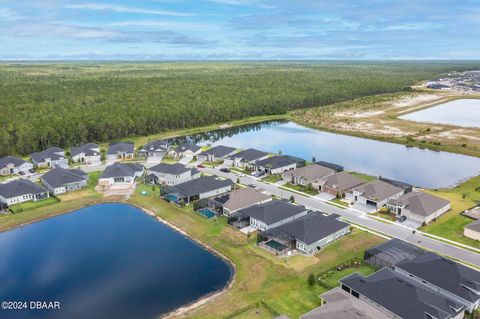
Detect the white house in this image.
<box><xmin>242</xmin><ymin>200</ymin><xmax>308</xmax><ymax>231</ymax></box>
<box><xmin>252</xmin><ymin>155</ymin><xmax>303</xmax><ymax>175</ymax></box>
<box><xmin>30</xmin><ymin>147</ymin><xmax>69</xmax><ymax>168</ymax></box>
<box><xmin>0</xmin><ymin>156</ymin><xmax>33</xmax><ymax>176</ymax></box>
<box><xmin>71</xmin><ymin>143</ymin><xmax>101</xmax><ymax>165</ymax></box>
<box><xmin>345</xmin><ymin>179</ymin><xmax>404</xmax><ymax>209</ymax></box>
<box><xmin>41</xmin><ymin>168</ymin><xmax>88</xmax><ymax>195</ymax></box>
<box><xmin>0</xmin><ymin>179</ymin><xmax>50</xmax><ymax>206</ymax></box>
<box><xmin>388</xmin><ymin>191</ymin><xmax>451</xmax><ymax>224</ymax></box>
<box><xmin>138</xmin><ymin>140</ymin><xmax>170</xmax><ymax>158</ymax></box>
<box><xmin>98</xmin><ymin>162</ymin><xmax>144</xmax><ymax>187</ymax></box>
<box><xmin>170</xmin><ymin>143</ymin><xmax>202</xmax><ymax>160</ymax></box>
<box><xmin>106</xmin><ymin>142</ymin><xmax>135</xmax><ymax>161</ymax></box>
<box><xmin>197</xmin><ymin>145</ymin><xmax>236</xmax><ymax>162</ymax></box>
<box><xmin>224</xmin><ymin>148</ymin><xmax>268</xmax><ymax>168</ymax></box>
<box><xmin>145</xmin><ymin>163</ymin><xmax>200</xmax><ymax>186</ymax></box>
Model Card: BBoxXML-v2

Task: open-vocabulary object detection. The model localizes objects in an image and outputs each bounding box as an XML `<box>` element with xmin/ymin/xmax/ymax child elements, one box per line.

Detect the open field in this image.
<box><xmin>2</xmin><ymin>62</ymin><xmax>480</xmax><ymax>157</ymax></box>
<box><xmin>292</xmin><ymin>91</ymin><xmax>480</xmax><ymax>157</ymax></box>
<box><xmin>422</xmin><ymin>176</ymin><xmax>480</xmax><ymax>246</ymax></box>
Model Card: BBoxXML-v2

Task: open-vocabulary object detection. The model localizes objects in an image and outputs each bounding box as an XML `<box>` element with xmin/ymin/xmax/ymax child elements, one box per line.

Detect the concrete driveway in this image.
<box><xmin>314</xmin><ymin>193</ymin><xmax>336</xmax><ymax>201</ymax></box>
<box><xmin>398</xmin><ymin>219</ymin><xmax>422</xmax><ymax>229</ymax></box>
<box><xmin>351</xmin><ymin>203</ymin><xmax>377</xmax><ymax>214</ymax></box>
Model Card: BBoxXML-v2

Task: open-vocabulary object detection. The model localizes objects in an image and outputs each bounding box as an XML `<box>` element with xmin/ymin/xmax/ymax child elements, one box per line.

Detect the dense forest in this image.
<box><xmin>1</xmin><ymin>61</ymin><xmax>480</xmax><ymax>156</ymax></box>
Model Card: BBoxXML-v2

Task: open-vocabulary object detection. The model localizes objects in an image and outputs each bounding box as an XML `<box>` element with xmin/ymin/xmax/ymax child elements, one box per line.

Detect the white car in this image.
<box><xmin>236</xmin><ymin>173</ymin><xmax>245</xmax><ymax>177</ymax></box>
<box><xmin>248</xmin><ymin>182</ymin><xmax>257</xmax><ymax>188</ymax></box>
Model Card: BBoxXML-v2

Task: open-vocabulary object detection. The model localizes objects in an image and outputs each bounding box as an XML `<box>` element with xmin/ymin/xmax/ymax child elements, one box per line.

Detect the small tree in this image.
<box><xmin>312</xmin><ymin>156</ymin><xmax>316</xmax><ymax>163</ymax></box>
<box><xmin>236</xmin><ymin>177</ymin><xmax>240</xmax><ymax>184</ymax></box>
<box><xmin>307</xmin><ymin>273</ymin><xmax>316</xmax><ymax>287</ymax></box>
<box><xmin>179</xmin><ymin>199</ymin><xmax>186</xmax><ymax>207</ymax></box>
<box><xmin>289</xmin><ymin>195</ymin><xmax>295</xmax><ymax>203</ymax></box>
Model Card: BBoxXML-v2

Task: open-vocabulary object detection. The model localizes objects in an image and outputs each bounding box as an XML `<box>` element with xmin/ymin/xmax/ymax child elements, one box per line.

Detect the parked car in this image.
<box><xmin>197</xmin><ymin>164</ymin><xmax>205</xmax><ymax>168</ymax></box>
<box><xmin>236</xmin><ymin>173</ymin><xmax>245</xmax><ymax>177</ymax></box>
<box><xmin>398</xmin><ymin>216</ymin><xmax>407</xmax><ymax>222</ymax></box>
<box><xmin>220</xmin><ymin>167</ymin><xmax>230</xmax><ymax>173</ymax></box>
<box><xmin>248</xmin><ymin>182</ymin><xmax>257</xmax><ymax>188</ymax></box>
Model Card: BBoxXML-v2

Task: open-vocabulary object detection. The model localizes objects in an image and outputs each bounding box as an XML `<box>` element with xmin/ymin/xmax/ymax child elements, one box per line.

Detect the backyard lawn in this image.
<box><xmin>262</xmin><ymin>174</ymin><xmax>282</xmax><ymax>183</ymax></box>
<box><xmin>283</xmin><ymin>183</ymin><xmax>318</xmax><ymax>196</ymax></box>
<box><xmin>9</xmin><ymin>196</ymin><xmax>60</xmax><ymax>214</ymax></box>
<box><xmin>422</xmin><ymin>176</ymin><xmax>480</xmax><ymax>248</ymax></box>
<box><xmin>129</xmin><ymin>186</ymin><xmax>384</xmax><ymax>318</ymax></box>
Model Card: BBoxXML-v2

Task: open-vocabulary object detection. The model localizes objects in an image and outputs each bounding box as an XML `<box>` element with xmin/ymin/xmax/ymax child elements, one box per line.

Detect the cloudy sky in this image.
<box><xmin>1</xmin><ymin>0</ymin><xmax>480</xmax><ymax>60</ymax></box>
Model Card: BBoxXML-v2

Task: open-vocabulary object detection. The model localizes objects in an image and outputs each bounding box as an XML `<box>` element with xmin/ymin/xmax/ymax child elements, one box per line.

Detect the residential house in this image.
<box><xmin>0</xmin><ymin>179</ymin><xmax>50</xmax><ymax>206</ymax></box>
<box><xmin>387</xmin><ymin>191</ymin><xmax>451</xmax><ymax>224</ymax></box>
<box><xmin>379</xmin><ymin>176</ymin><xmax>413</xmax><ymax>194</ymax></box>
<box><xmin>253</xmin><ymin>155</ymin><xmax>304</xmax><ymax>175</ymax></box>
<box><xmin>145</xmin><ymin>163</ymin><xmax>200</xmax><ymax>186</ymax></box>
<box><xmin>71</xmin><ymin>143</ymin><xmax>101</xmax><ymax>165</ymax></box>
<box><xmin>281</xmin><ymin>164</ymin><xmax>335</xmax><ymax>186</ymax></box>
<box><xmin>41</xmin><ymin>168</ymin><xmax>88</xmax><ymax>195</ymax></box>
<box><xmin>30</xmin><ymin>147</ymin><xmax>68</xmax><ymax>168</ymax></box>
<box><xmin>314</xmin><ymin>160</ymin><xmax>344</xmax><ymax>172</ymax></box>
<box><xmin>300</xmin><ymin>287</ymin><xmax>387</xmax><ymax>319</ymax></box>
<box><xmin>0</xmin><ymin>156</ymin><xmax>33</xmax><ymax>176</ymax></box>
<box><xmin>163</xmin><ymin>175</ymin><xmax>233</xmax><ymax>205</ymax></box>
<box><xmin>258</xmin><ymin>211</ymin><xmax>350</xmax><ymax>255</ymax></box>
<box><xmin>312</xmin><ymin>171</ymin><xmax>365</xmax><ymax>197</ymax></box>
<box><xmin>224</xmin><ymin>148</ymin><xmax>268</xmax><ymax>168</ymax></box>
<box><xmin>211</xmin><ymin>187</ymin><xmax>271</xmax><ymax>216</ymax></box>
<box><xmin>98</xmin><ymin>162</ymin><xmax>144</xmax><ymax>187</ymax></box>
<box><xmin>106</xmin><ymin>142</ymin><xmax>135</xmax><ymax>161</ymax></box>
<box><xmin>364</xmin><ymin>238</ymin><xmax>425</xmax><ymax>269</ymax></box>
<box><xmin>138</xmin><ymin>140</ymin><xmax>170</xmax><ymax>158</ymax></box>
<box><xmin>464</xmin><ymin>220</ymin><xmax>480</xmax><ymax>241</ymax></box>
<box><xmin>394</xmin><ymin>252</ymin><xmax>480</xmax><ymax>313</ymax></box>
<box><xmin>345</xmin><ymin>180</ymin><xmax>404</xmax><ymax>209</ymax></box>
<box><xmin>237</xmin><ymin>200</ymin><xmax>308</xmax><ymax>231</ymax></box>
<box><xmin>197</xmin><ymin>145</ymin><xmax>236</xmax><ymax>162</ymax></box>
<box><xmin>170</xmin><ymin>143</ymin><xmax>202</xmax><ymax>160</ymax></box>
<box><xmin>340</xmin><ymin>268</ymin><xmax>465</xmax><ymax>319</ymax></box>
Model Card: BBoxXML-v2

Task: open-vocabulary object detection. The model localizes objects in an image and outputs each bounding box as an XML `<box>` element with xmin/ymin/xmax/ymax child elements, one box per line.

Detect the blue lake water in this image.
<box><xmin>400</xmin><ymin>99</ymin><xmax>480</xmax><ymax>128</ymax></box>
<box><xmin>172</xmin><ymin>121</ymin><xmax>480</xmax><ymax>188</ymax></box>
<box><xmin>0</xmin><ymin>203</ymin><xmax>232</xmax><ymax>319</ymax></box>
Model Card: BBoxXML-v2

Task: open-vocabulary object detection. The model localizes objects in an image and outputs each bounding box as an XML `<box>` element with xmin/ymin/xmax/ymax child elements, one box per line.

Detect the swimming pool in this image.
<box><xmin>197</xmin><ymin>208</ymin><xmax>216</xmax><ymax>219</ymax></box>
<box><xmin>265</xmin><ymin>240</ymin><xmax>289</xmax><ymax>252</ymax></box>
<box><xmin>164</xmin><ymin>194</ymin><xmax>179</xmax><ymax>203</ymax></box>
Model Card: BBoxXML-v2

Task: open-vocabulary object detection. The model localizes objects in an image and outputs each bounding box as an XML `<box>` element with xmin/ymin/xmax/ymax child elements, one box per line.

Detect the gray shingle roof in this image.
<box><xmin>226</xmin><ymin>148</ymin><xmax>267</xmax><ymax>162</ymax></box>
<box><xmin>198</xmin><ymin>145</ymin><xmax>236</xmax><ymax>158</ymax></box>
<box><xmin>149</xmin><ymin>163</ymin><xmax>190</xmax><ymax>175</ymax></box>
<box><xmin>212</xmin><ymin>188</ymin><xmax>271</xmax><ymax>212</ymax></box>
<box><xmin>388</xmin><ymin>191</ymin><xmax>450</xmax><ymax>217</ymax></box>
<box><xmin>272</xmin><ymin>211</ymin><xmax>349</xmax><ymax>245</ymax></box>
<box><xmin>174</xmin><ymin>143</ymin><xmax>201</xmax><ymax>153</ymax></box>
<box><xmin>140</xmin><ymin>140</ymin><xmax>169</xmax><ymax>152</ymax></box>
<box><xmin>0</xmin><ymin>156</ymin><xmax>28</xmax><ymax>169</ymax></box>
<box><xmin>167</xmin><ymin>175</ymin><xmax>233</xmax><ymax>198</ymax></box>
<box><xmin>321</xmin><ymin>171</ymin><xmax>364</xmax><ymax>191</ymax></box>
<box><xmin>340</xmin><ymin>268</ymin><xmax>464</xmax><ymax>319</ymax></box>
<box><xmin>30</xmin><ymin>147</ymin><xmax>65</xmax><ymax>162</ymax></box>
<box><xmin>351</xmin><ymin>180</ymin><xmax>403</xmax><ymax>201</ymax></box>
<box><xmin>240</xmin><ymin>200</ymin><xmax>306</xmax><ymax>225</ymax></box>
<box><xmin>282</xmin><ymin>164</ymin><xmax>335</xmax><ymax>182</ymax></box>
<box><xmin>254</xmin><ymin>155</ymin><xmax>301</xmax><ymax>170</ymax></box>
<box><xmin>107</xmin><ymin>142</ymin><xmax>134</xmax><ymax>155</ymax></box>
<box><xmin>0</xmin><ymin>179</ymin><xmax>48</xmax><ymax>199</ymax></box>
<box><xmin>71</xmin><ymin>143</ymin><xmax>100</xmax><ymax>157</ymax></box>
<box><xmin>395</xmin><ymin>252</ymin><xmax>480</xmax><ymax>303</ymax></box>
<box><xmin>100</xmin><ymin>162</ymin><xmax>144</xmax><ymax>179</ymax></box>
<box><xmin>41</xmin><ymin>168</ymin><xmax>88</xmax><ymax>188</ymax></box>
<box><xmin>465</xmin><ymin>219</ymin><xmax>480</xmax><ymax>232</ymax></box>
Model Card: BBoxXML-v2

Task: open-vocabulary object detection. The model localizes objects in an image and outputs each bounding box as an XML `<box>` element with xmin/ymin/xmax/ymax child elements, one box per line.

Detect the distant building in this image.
<box><xmin>145</xmin><ymin>163</ymin><xmax>200</xmax><ymax>186</ymax></box>
<box><xmin>464</xmin><ymin>220</ymin><xmax>480</xmax><ymax>241</ymax></box>
<box><xmin>106</xmin><ymin>142</ymin><xmax>135</xmax><ymax>161</ymax></box>
<box><xmin>138</xmin><ymin>140</ymin><xmax>170</xmax><ymax>158</ymax></box>
<box><xmin>71</xmin><ymin>143</ymin><xmax>101</xmax><ymax>165</ymax></box>
<box><xmin>387</xmin><ymin>191</ymin><xmax>451</xmax><ymax>224</ymax></box>
<box><xmin>224</xmin><ymin>148</ymin><xmax>268</xmax><ymax>168</ymax></box>
<box><xmin>0</xmin><ymin>156</ymin><xmax>33</xmax><ymax>176</ymax></box>
<box><xmin>211</xmin><ymin>187</ymin><xmax>271</xmax><ymax>216</ymax></box>
<box><xmin>197</xmin><ymin>145</ymin><xmax>237</xmax><ymax>162</ymax></box>
<box><xmin>170</xmin><ymin>143</ymin><xmax>202</xmax><ymax>160</ymax></box>
<box><xmin>0</xmin><ymin>179</ymin><xmax>50</xmax><ymax>206</ymax></box>
<box><xmin>30</xmin><ymin>147</ymin><xmax>68</xmax><ymax>168</ymax></box>
<box><xmin>252</xmin><ymin>155</ymin><xmax>304</xmax><ymax>175</ymax></box>
<box><xmin>41</xmin><ymin>168</ymin><xmax>88</xmax><ymax>195</ymax></box>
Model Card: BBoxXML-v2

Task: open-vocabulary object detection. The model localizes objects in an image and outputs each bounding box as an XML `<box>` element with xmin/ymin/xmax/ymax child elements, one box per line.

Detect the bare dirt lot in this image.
<box><xmin>291</xmin><ymin>90</ymin><xmax>480</xmax><ymax>157</ymax></box>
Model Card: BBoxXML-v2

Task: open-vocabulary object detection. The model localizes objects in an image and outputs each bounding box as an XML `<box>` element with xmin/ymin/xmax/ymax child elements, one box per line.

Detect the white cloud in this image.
<box><xmin>110</xmin><ymin>20</ymin><xmax>218</xmax><ymax>31</ymax></box>
<box><xmin>64</xmin><ymin>3</ymin><xmax>195</xmax><ymax>17</ymax></box>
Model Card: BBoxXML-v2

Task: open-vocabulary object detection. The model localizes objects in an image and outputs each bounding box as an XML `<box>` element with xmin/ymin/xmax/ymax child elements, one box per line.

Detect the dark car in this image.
<box><xmin>220</xmin><ymin>167</ymin><xmax>230</xmax><ymax>173</ymax></box>
<box><xmin>197</xmin><ymin>164</ymin><xmax>205</xmax><ymax>168</ymax></box>
<box><xmin>398</xmin><ymin>216</ymin><xmax>407</xmax><ymax>222</ymax></box>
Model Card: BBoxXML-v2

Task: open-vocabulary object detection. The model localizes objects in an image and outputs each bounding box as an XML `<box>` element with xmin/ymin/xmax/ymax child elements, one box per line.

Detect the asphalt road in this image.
<box><xmin>200</xmin><ymin>166</ymin><xmax>480</xmax><ymax>267</ymax></box>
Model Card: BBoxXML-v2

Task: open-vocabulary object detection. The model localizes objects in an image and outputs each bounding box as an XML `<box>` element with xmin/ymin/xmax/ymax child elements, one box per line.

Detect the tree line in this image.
<box><xmin>1</xmin><ymin>61</ymin><xmax>480</xmax><ymax>157</ymax></box>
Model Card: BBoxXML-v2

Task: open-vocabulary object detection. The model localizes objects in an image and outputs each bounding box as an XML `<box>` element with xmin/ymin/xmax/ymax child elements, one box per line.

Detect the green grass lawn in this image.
<box><xmin>9</xmin><ymin>196</ymin><xmax>60</xmax><ymax>214</ymax></box>
<box><xmin>371</xmin><ymin>210</ymin><xmax>398</xmax><ymax>222</ymax></box>
<box><xmin>328</xmin><ymin>198</ymin><xmax>349</xmax><ymax>208</ymax></box>
<box><xmin>320</xmin><ymin>263</ymin><xmax>376</xmax><ymax>289</ymax></box>
<box><xmin>422</xmin><ymin>176</ymin><xmax>480</xmax><ymax>248</ymax></box>
<box><xmin>283</xmin><ymin>183</ymin><xmax>318</xmax><ymax>195</ymax></box>
<box><xmin>262</xmin><ymin>174</ymin><xmax>282</xmax><ymax>183</ymax></box>
<box><xmin>348</xmin><ymin>171</ymin><xmax>376</xmax><ymax>182</ymax></box>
